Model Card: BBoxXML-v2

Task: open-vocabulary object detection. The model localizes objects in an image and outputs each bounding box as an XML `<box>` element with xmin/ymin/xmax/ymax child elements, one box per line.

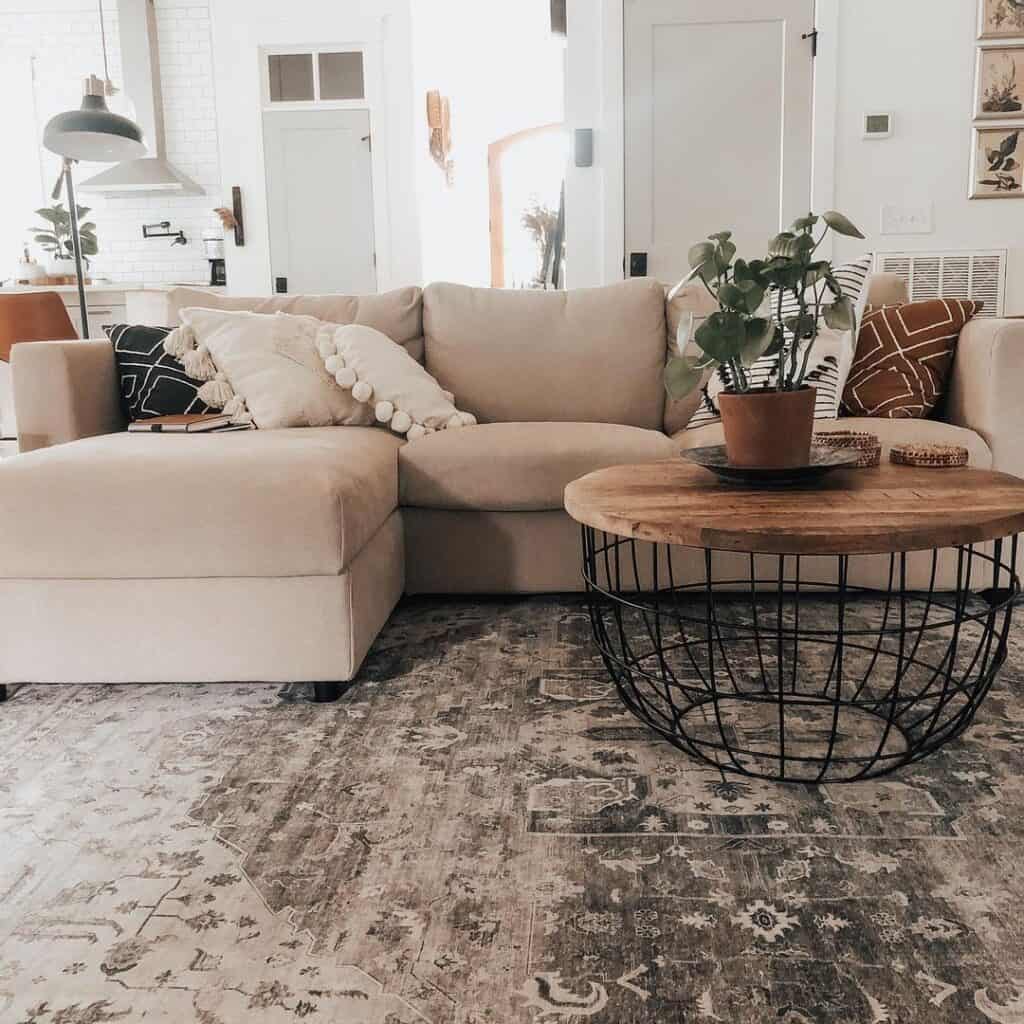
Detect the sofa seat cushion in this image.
<box><xmin>0</xmin><ymin>427</ymin><xmax>401</xmax><ymax>579</ymax></box>
<box><xmin>399</xmin><ymin>421</ymin><xmax>678</xmax><ymax>511</ymax></box>
<box><xmin>674</xmin><ymin>416</ymin><xmax>993</xmax><ymax>468</ymax></box>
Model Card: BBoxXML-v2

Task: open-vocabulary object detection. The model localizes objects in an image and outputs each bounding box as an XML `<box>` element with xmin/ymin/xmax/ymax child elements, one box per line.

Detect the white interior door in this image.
<box><xmin>625</xmin><ymin>0</ymin><xmax>815</xmax><ymax>283</ymax></box>
<box><xmin>262</xmin><ymin>109</ymin><xmax>376</xmax><ymax>294</ymax></box>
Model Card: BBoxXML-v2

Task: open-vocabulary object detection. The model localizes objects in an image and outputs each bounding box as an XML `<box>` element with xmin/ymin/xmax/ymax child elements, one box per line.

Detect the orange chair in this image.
<box><xmin>0</xmin><ymin>292</ymin><xmax>78</xmax><ymax>363</ymax></box>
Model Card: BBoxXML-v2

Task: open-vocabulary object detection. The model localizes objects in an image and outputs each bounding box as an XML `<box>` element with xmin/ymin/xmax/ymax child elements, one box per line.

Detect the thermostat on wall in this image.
<box><xmin>864</xmin><ymin>112</ymin><xmax>893</xmax><ymax>139</ymax></box>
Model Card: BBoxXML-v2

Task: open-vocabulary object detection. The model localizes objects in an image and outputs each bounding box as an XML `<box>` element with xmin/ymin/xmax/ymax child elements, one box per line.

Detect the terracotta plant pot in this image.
<box><xmin>718</xmin><ymin>386</ymin><xmax>816</xmax><ymax>468</ymax></box>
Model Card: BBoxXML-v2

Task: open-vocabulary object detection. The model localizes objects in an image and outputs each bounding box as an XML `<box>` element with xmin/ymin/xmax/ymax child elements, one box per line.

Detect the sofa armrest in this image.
<box><xmin>11</xmin><ymin>340</ymin><xmax>125</xmax><ymax>453</ymax></box>
<box><xmin>945</xmin><ymin>318</ymin><xmax>1024</xmax><ymax>478</ymax></box>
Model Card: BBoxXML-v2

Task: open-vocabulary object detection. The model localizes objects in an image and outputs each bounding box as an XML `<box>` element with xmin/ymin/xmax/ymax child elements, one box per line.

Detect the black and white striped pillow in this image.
<box><xmin>685</xmin><ymin>255</ymin><xmax>872</xmax><ymax>430</ymax></box>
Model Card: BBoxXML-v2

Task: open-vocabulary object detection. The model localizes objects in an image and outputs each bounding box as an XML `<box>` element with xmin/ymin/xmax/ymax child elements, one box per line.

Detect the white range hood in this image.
<box><xmin>79</xmin><ymin>0</ymin><xmax>202</xmax><ymax>196</ymax></box>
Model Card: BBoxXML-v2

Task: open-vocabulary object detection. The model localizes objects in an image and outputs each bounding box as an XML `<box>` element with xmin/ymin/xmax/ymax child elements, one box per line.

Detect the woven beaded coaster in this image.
<box><xmin>890</xmin><ymin>443</ymin><xmax>969</xmax><ymax>468</ymax></box>
<box><xmin>813</xmin><ymin>430</ymin><xmax>882</xmax><ymax>468</ymax></box>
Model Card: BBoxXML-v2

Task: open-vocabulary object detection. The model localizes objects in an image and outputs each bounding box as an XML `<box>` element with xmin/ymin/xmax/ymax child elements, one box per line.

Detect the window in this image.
<box><xmin>266</xmin><ymin>50</ymin><xmax>365</xmax><ymax>104</ymax></box>
<box><xmin>268</xmin><ymin>53</ymin><xmax>314</xmax><ymax>102</ymax></box>
<box><xmin>318</xmin><ymin>52</ymin><xmax>364</xmax><ymax>101</ymax></box>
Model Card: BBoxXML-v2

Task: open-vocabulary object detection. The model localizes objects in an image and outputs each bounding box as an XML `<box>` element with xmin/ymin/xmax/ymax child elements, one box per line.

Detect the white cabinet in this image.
<box><xmin>61</xmin><ymin>289</ymin><xmax>128</xmax><ymax>338</ymax></box>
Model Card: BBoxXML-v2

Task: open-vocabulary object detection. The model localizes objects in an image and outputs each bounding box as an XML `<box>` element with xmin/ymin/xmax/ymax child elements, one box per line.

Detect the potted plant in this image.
<box><xmin>29</xmin><ymin>203</ymin><xmax>98</xmax><ymax>280</ymax></box>
<box><xmin>665</xmin><ymin>210</ymin><xmax>865</xmax><ymax>468</ymax></box>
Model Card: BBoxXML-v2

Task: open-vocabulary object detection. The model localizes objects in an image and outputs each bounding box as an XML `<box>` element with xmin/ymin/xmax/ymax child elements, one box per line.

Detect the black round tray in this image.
<box><xmin>682</xmin><ymin>443</ymin><xmax>861</xmax><ymax>487</ymax></box>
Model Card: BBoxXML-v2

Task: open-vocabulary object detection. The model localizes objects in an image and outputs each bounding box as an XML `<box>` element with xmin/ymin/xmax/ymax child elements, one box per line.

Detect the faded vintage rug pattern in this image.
<box><xmin>3</xmin><ymin>597</ymin><xmax>1024</xmax><ymax>1023</ymax></box>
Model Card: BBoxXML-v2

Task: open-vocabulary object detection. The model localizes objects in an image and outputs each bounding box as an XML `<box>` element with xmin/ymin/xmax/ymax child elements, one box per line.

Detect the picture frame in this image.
<box><xmin>979</xmin><ymin>0</ymin><xmax>1024</xmax><ymax>40</ymax></box>
<box><xmin>969</xmin><ymin>124</ymin><xmax>1024</xmax><ymax>198</ymax></box>
<box><xmin>975</xmin><ymin>44</ymin><xmax>1024</xmax><ymax>117</ymax></box>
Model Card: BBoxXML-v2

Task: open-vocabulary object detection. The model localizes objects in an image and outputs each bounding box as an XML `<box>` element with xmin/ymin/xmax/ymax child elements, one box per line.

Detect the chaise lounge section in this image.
<box><xmin>3</xmin><ymin>275</ymin><xmax>1022</xmax><ymax>695</ymax></box>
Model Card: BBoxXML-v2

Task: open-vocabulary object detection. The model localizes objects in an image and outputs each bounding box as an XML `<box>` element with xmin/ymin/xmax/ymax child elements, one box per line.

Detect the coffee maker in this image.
<box><xmin>202</xmin><ymin>229</ymin><xmax>226</xmax><ymax>287</ymax></box>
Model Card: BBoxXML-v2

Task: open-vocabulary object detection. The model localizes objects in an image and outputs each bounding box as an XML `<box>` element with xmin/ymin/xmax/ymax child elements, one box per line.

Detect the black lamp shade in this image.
<box><xmin>43</xmin><ymin>93</ymin><xmax>145</xmax><ymax>162</ymax></box>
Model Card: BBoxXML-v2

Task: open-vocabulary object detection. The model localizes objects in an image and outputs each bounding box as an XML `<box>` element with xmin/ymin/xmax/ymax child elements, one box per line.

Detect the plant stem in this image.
<box><xmin>775</xmin><ymin>286</ymin><xmax>786</xmax><ymax>391</ymax></box>
<box><xmin>795</xmin><ymin>282</ymin><xmax>824</xmax><ymax>387</ymax></box>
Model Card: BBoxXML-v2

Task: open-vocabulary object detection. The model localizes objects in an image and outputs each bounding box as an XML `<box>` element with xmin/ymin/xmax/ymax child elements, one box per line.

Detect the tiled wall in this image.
<box><xmin>2</xmin><ymin>0</ymin><xmax>222</xmax><ymax>286</ymax></box>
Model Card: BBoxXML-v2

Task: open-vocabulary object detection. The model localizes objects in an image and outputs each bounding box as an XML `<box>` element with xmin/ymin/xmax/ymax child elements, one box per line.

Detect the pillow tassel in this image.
<box><xmin>197</xmin><ymin>371</ymin><xmax>234</xmax><ymax>409</ymax></box>
<box><xmin>182</xmin><ymin>345</ymin><xmax>218</xmax><ymax>382</ymax></box>
<box><xmin>162</xmin><ymin>323</ymin><xmax>195</xmax><ymax>358</ymax></box>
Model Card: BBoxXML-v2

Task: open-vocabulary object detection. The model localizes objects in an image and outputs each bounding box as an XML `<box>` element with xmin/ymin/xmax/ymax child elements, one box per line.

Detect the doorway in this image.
<box><xmin>623</xmin><ymin>0</ymin><xmax>816</xmax><ymax>283</ymax></box>
<box><xmin>262</xmin><ymin>108</ymin><xmax>376</xmax><ymax>295</ymax></box>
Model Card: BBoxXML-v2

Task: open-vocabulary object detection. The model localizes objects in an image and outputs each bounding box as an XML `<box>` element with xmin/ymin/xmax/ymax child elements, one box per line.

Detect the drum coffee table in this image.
<box><xmin>564</xmin><ymin>462</ymin><xmax>1024</xmax><ymax>783</ymax></box>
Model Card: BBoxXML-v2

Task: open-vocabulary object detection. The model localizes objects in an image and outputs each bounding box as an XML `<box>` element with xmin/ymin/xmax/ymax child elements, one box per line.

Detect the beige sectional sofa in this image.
<box><xmin>3</xmin><ymin>275</ymin><xmax>1021</xmax><ymax>696</ymax></box>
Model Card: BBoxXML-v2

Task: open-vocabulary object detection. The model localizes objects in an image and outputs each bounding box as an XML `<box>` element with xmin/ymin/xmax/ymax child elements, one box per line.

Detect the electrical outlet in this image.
<box><xmin>880</xmin><ymin>203</ymin><xmax>933</xmax><ymax>235</ymax></box>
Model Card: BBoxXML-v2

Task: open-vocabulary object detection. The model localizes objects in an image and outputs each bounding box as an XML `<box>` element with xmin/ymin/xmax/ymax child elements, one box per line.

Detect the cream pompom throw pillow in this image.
<box><xmin>163</xmin><ymin>307</ymin><xmax>474</xmax><ymax>436</ymax></box>
<box><xmin>164</xmin><ymin>307</ymin><xmax>373</xmax><ymax>429</ymax></box>
<box><xmin>317</xmin><ymin>323</ymin><xmax>475</xmax><ymax>439</ymax></box>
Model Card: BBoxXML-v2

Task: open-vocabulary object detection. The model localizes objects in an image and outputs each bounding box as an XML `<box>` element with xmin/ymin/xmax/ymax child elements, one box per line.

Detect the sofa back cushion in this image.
<box><xmin>865</xmin><ymin>273</ymin><xmax>909</xmax><ymax>308</ymax></box>
<box><xmin>161</xmin><ymin>286</ymin><xmax>424</xmax><ymax>362</ymax></box>
<box><xmin>422</xmin><ymin>279</ymin><xmax>667</xmax><ymax>427</ymax></box>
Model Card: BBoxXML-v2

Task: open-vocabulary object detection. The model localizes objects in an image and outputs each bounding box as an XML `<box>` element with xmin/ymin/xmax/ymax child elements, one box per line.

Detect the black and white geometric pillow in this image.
<box><xmin>106</xmin><ymin>323</ymin><xmax>215</xmax><ymax>421</ymax></box>
<box><xmin>685</xmin><ymin>256</ymin><xmax>873</xmax><ymax>430</ymax></box>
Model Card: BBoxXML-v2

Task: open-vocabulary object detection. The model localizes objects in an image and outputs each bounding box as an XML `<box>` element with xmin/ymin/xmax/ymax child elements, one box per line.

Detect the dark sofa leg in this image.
<box><xmin>312</xmin><ymin>682</ymin><xmax>345</xmax><ymax>703</ymax></box>
<box><xmin>0</xmin><ymin>684</ymin><xmax>6</xmax><ymax>702</ymax></box>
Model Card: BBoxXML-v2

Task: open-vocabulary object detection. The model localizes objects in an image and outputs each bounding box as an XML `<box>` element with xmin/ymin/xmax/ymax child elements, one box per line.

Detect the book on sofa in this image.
<box><xmin>128</xmin><ymin>413</ymin><xmax>237</xmax><ymax>433</ymax></box>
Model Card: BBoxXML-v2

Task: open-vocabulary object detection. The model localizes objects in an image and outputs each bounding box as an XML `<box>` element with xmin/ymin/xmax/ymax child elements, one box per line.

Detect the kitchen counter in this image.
<box><xmin>0</xmin><ymin>282</ymin><xmax>225</xmax><ymax>333</ymax></box>
<box><xmin>0</xmin><ymin>282</ymin><xmax>216</xmax><ymax>294</ymax></box>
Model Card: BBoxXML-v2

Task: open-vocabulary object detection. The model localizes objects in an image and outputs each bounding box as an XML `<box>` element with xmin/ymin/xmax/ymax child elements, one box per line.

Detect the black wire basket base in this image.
<box><xmin>581</xmin><ymin>529</ymin><xmax>1020</xmax><ymax>784</ymax></box>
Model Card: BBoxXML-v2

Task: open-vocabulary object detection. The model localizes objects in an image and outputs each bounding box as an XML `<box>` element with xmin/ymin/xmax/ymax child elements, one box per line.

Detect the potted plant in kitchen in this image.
<box><xmin>28</xmin><ymin>203</ymin><xmax>98</xmax><ymax>282</ymax></box>
<box><xmin>665</xmin><ymin>210</ymin><xmax>865</xmax><ymax>468</ymax></box>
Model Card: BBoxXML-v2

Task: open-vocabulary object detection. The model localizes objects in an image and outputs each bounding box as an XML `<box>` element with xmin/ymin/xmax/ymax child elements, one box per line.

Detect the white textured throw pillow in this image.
<box><xmin>318</xmin><ymin>323</ymin><xmax>475</xmax><ymax>439</ymax></box>
<box><xmin>167</xmin><ymin>307</ymin><xmax>375</xmax><ymax>429</ymax></box>
<box><xmin>685</xmin><ymin>255</ymin><xmax>873</xmax><ymax>430</ymax></box>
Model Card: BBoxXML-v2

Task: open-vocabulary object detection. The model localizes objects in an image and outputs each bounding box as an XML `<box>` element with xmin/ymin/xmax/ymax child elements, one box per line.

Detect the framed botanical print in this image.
<box><xmin>970</xmin><ymin>125</ymin><xmax>1023</xmax><ymax>197</ymax></box>
<box><xmin>979</xmin><ymin>0</ymin><xmax>1024</xmax><ymax>40</ymax></box>
<box><xmin>976</xmin><ymin>45</ymin><xmax>1024</xmax><ymax>116</ymax></box>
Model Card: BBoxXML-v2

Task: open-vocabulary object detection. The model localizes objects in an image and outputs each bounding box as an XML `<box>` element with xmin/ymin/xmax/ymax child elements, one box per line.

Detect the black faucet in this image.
<box><xmin>142</xmin><ymin>222</ymin><xmax>187</xmax><ymax>245</ymax></box>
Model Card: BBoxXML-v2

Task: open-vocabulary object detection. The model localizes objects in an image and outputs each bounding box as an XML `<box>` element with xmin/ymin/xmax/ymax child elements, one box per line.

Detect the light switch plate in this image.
<box><xmin>880</xmin><ymin>203</ymin><xmax>933</xmax><ymax>235</ymax></box>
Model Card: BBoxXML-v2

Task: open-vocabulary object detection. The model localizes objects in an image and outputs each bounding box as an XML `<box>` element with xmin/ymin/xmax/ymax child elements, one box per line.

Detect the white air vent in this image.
<box><xmin>874</xmin><ymin>250</ymin><xmax>1006</xmax><ymax>317</ymax></box>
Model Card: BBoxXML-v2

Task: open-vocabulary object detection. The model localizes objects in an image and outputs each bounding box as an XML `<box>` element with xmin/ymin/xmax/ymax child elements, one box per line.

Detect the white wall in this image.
<box><xmin>566</xmin><ymin>0</ymin><xmax>1024</xmax><ymax>314</ymax></box>
<box><xmin>564</xmin><ymin>0</ymin><xmax>622</xmax><ymax>289</ymax></box>
<box><xmin>209</xmin><ymin>0</ymin><xmax>421</xmax><ymax>294</ymax></box>
<box><xmin>411</xmin><ymin>0</ymin><xmax>564</xmax><ymax>286</ymax></box>
<box><xmin>832</xmin><ymin>0</ymin><xmax>1024</xmax><ymax>314</ymax></box>
<box><xmin>0</xmin><ymin>0</ymin><xmax>222</xmax><ymax>286</ymax></box>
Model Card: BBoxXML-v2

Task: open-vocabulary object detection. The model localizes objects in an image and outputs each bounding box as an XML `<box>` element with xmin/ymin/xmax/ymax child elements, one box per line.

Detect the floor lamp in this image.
<box><xmin>42</xmin><ymin>74</ymin><xmax>144</xmax><ymax>338</ymax></box>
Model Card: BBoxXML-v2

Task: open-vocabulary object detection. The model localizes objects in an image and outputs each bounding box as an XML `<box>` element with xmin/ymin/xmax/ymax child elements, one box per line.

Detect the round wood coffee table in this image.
<box><xmin>564</xmin><ymin>462</ymin><xmax>1024</xmax><ymax>783</ymax></box>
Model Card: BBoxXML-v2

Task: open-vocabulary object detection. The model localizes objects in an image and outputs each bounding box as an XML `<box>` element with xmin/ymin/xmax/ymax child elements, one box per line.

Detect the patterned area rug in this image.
<box><xmin>3</xmin><ymin>596</ymin><xmax>1024</xmax><ymax>1023</ymax></box>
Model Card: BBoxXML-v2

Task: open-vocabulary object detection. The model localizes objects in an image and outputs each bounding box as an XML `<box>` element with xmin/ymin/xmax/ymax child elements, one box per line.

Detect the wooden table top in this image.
<box><xmin>563</xmin><ymin>461</ymin><xmax>1024</xmax><ymax>555</ymax></box>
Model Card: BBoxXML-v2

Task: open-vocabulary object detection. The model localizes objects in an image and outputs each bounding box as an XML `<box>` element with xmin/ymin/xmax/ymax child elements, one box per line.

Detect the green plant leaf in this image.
<box><xmin>715</xmin><ymin>240</ymin><xmax>737</xmax><ymax>272</ymax></box>
<box><xmin>35</xmin><ymin>207</ymin><xmax>64</xmax><ymax>225</ymax></box>
<box><xmin>717</xmin><ymin>282</ymin><xmax>746</xmax><ymax>311</ymax></box>
<box><xmin>695</xmin><ymin>311</ymin><xmax>746</xmax><ymax>362</ymax></box>
<box><xmin>688</xmin><ymin>241</ymin><xmax>715</xmax><ymax>270</ymax></box>
<box><xmin>79</xmin><ymin>236</ymin><xmax>99</xmax><ymax>256</ymax></box>
<box><xmin>784</xmin><ymin>313</ymin><xmax>817</xmax><ymax>339</ymax></box>
<box><xmin>822</xmin><ymin>210</ymin><xmax>866</xmax><ymax>239</ymax></box>
<box><xmin>734</xmin><ymin>280</ymin><xmax>765</xmax><ymax>313</ymax></box>
<box><xmin>791</xmin><ymin>213</ymin><xmax>818</xmax><ymax>232</ymax></box>
<box><xmin>675</xmin><ymin>312</ymin><xmax>695</xmax><ymax>352</ymax></box>
<box><xmin>739</xmin><ymin>318</ymin><xmax>776</xmax><ymax>366</ymax></box>
<box><xmin>664</xmin><ymin>355</ymin><xmax>706</xmax><ymax>399</ymax></box>
<box><xmin>75</xmin><ymin>205</ymin><xmax>91</xmax><ymax>218</ymax></box>
<box><xmin>803</xmin><ymin>261</ymin><xmax>830</xmax><ymax>287</ymax></box>
<box><xmin>768</xmin><ymin>232</ymin><xmax>797</xmax><ymax>258</ymax></box>
<box><xmin>792</xmin><ymin>233</ymin><xmax>815</xmax><ymax>256</ymax></box>
<box><xmin>823</xmin><ymin>296</ymin><xmax>855</xmax><ymax>331</ymax></box>
<box><xmin>78</xmin><ymin>222</ymin><xmax>97</xmax><ymax>233</ymax></box>
<box><xmin>707</xmin><ymin>230</ymin><xmax>732</xmax><ymax>243</ymax></box>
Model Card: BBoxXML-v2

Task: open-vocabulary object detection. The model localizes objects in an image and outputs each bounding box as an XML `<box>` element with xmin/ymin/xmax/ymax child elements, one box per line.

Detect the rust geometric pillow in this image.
<box><xmin>842</xmin><ymin>299</ymin><xmax>981</xmax><ymax>418</ymax></box>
